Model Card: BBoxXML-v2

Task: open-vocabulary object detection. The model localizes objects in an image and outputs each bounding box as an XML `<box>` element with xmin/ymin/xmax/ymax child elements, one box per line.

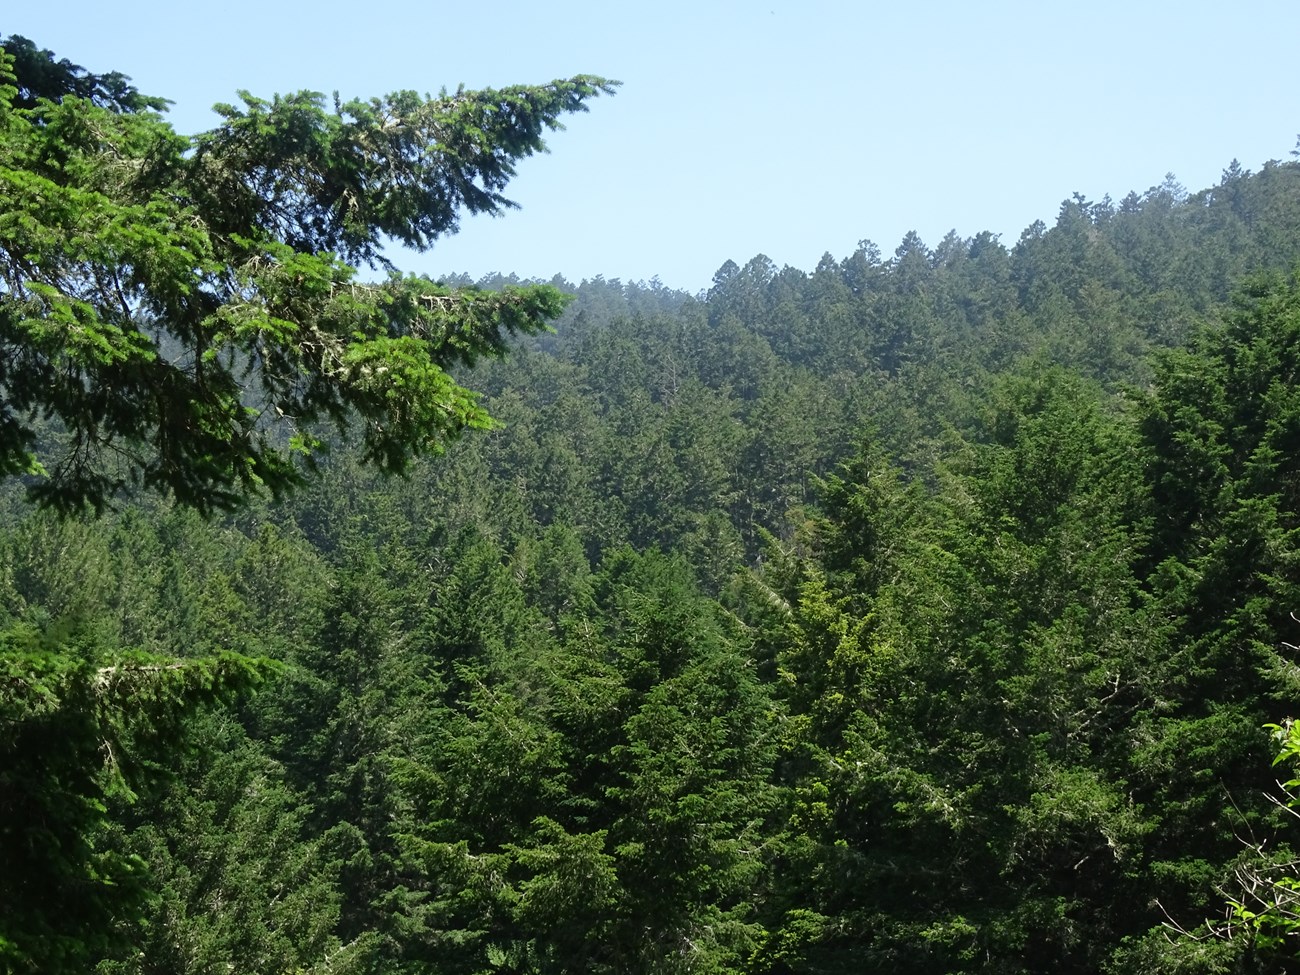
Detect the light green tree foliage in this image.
<box><xmin>360</xmin><ymin>544</ymin><xmax>777</xmax><ymax>974</ymax></box>
<box><xmin>746</xmin><ymin>372</ymin><xmax>1160</xmax><ymax>974</ymax></box>
<box><xmin>1213</xmin><ymin>719</ymin><xmax>1300</xmax><ymax>965</ymax></box>
<box><xmin>0</xmin><ymin>504</ymin><xmax>349</xmax><ymax>974</ymax></box>
<box><xmin>742</xmin><ymin>273</ymin><xmax>1300</xmax><ymax>974</ymax></box>
<box><xmin>99</xmin><ymin>714</ymin><xmax>351</xmax><ymax>975</ymax></box>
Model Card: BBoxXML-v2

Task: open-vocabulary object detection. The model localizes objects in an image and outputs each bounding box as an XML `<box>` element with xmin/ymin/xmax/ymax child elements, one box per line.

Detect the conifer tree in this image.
<box><xmin>0</xmin><ymin>35</ymin><xmax>615</xmax><ymax>513</ymax></box>
<box><xmin>0</xmin><ymin>34</ymin><xmax>614</xmax><ymax>973</ymax></box>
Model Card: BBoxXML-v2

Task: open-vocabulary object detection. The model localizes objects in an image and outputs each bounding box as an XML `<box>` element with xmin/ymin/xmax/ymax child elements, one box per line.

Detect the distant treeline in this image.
<box><xmin>7</xmin><ymin>144</ymin><xmax>1300</xmax><ymax>974</ymax></box>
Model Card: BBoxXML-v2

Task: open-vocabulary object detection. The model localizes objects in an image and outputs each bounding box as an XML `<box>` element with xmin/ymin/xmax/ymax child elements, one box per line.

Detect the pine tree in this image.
<box><xmin>0</xmin><ymin>35</ymin><xmax>615</xmax><ymax>513</ymax></box>
<box><xmin>0</xmin><ymin>34</ymin><xmax>615</xmax><ymax>973</ymax></box>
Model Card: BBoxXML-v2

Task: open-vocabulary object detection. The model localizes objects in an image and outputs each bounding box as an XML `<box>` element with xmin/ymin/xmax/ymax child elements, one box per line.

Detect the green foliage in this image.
<box><xmin>1217</xmin><ymin>721</ymin><xmax>1300</xmax><ymax>958</ymax></box>
<box><xmin>8</xmin><ymin>32</ymin><xmax>1300</xmax><ymax>974</ymax></box>
<box><xmin>99</xmin><ymin>714</ymin><xmax>348</xmax><ymax>975</ymax></box>
<box><xmin>0</xmin><ymin>33</ymin><xmax>168</xmax><ymax>113</ymax></box>
<box><xmin>0</xmin><ymin>623</ymin><xmax>273</xmax><ymax>973</ymax></box>
<box><xmin>0</xmin><ymin>36</ymin><xmax>614</xmax><ymax>513</ymax></box>
<box><xmin>0</xmin><ymin>33</ymin><xmax>617</xmax><ymax>974</ymax></box>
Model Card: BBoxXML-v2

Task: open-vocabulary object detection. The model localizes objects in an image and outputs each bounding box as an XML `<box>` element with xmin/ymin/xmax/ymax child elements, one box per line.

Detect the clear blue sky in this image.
<box><xmin>7</xmin><ymin>1</ymin><xmax>1299</xmax><ymax>293</ymax></box>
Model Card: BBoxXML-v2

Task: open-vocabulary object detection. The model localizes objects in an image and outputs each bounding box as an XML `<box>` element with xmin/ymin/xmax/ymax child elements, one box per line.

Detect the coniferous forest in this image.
<box><xmin>6</xmin><ymin>32</ymin><xmax>1300</xmax><ymax>975</ymax></box>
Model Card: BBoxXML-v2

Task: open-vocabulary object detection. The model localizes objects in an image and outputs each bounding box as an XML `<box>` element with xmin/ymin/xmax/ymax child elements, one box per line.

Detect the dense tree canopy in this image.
<box><xmin>7</xmin><ymin>30</ymin><xmax>1300</xmax><ymax>975</ymax></box>
<box><xmin>0</xmin><ymin>34</ymin><xmax>616</xmax><ymax>975</ymax></box>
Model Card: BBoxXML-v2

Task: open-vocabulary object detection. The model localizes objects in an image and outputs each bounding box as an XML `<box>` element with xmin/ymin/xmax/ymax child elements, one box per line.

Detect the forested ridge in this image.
<box><xmin>6</xmin><ymin>33</ymin><xmax>1300</xmax><ymax>975</ymax></box>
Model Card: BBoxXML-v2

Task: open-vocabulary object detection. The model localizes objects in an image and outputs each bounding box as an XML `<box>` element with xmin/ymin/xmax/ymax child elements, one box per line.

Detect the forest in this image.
<box><xmin>4</xmin><ymin>32</ymin><xmax>1300</xmax><ymax>975</ymax></box>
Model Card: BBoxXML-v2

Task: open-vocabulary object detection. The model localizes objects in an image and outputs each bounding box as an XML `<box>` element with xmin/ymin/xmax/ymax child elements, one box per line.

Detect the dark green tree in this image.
<box><xmin>0</xmin><ymin>35</ymin><xmax>614</xmax><ymax>513</ymax></box>
<box><xmin>0</xmin><ymin>34</ymin><xmax>615</xmax><ymax>974</ymax></box>
<box><xmin>0</xmin><ymin>623</ymin><xmax>272</xmax><ymax>973</ymax></box>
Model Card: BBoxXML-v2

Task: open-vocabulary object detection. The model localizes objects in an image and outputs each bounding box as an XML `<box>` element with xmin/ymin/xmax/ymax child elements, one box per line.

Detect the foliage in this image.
<box><xmin>0</xmin><ymin>35</ymin><xmax>614</xmax><ymax>513</ymax></box>
<box><xmin>0</xmin><ymin>34</ymin><xmax>168</xmax><ymax>113</ymax></box>
<box><xmin>1217</xmin><ymin>720</ymin><xmax>1300</xmax><ymax>958</ymax></box>
<box><xmin>0</xmin><ymin>623</ymin><xmax>273</xmax><ymax>973</ymax></box>
<box><xmin>0</xmin><ymin>32</ymin><xmax>615</xmax><ymax>975</ymax></box>
<box><xmin>8</xmin><ymin>30</ymin><xmax>1300</xmax><ymax>975</ymax></box>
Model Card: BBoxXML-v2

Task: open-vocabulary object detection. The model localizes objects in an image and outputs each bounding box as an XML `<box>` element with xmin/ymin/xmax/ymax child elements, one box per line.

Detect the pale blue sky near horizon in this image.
<box><xmin>6</xmin><ymin>1</ymin><xmax>1298</xmax><ymax>294</ymax></box>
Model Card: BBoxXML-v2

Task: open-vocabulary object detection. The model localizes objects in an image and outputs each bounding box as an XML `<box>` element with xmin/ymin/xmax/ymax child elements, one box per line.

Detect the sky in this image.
<box><xmin>6</xmin><ymin>1</ymin><xmax>1300</xmax><ymax>294</ymax></box>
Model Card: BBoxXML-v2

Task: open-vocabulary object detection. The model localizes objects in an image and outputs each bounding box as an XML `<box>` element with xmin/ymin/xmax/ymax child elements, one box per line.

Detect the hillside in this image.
<box><xmin>4</xmin><ymin>31</ymin><xmax>1300</xmax><ymax>973</ymax></box>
